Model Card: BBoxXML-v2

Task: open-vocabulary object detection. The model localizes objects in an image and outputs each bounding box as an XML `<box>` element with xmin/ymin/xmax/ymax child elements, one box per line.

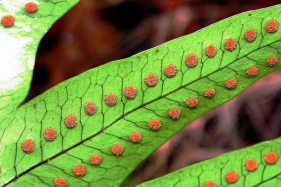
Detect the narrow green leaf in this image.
<box><xmin>1</xmin><ymin>3</ymin><xmax>281</xmax><ymax>187</ymax></box>
<box><xmin>138</xmin><ymin>138</ymin><xmax>281</xmax><ymax>187</ymax></box>
<box><xmin>0</xmin><ymin>0</ymin><xmax>79</xmax><ymax>122</ymax></box>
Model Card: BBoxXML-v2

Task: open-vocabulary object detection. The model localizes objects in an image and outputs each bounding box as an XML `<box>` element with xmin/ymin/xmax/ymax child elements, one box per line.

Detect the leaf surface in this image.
<box><xmin>1</xmin><ymin>3</ymin><xmax>281</xmax><ymax>187</ymax></box>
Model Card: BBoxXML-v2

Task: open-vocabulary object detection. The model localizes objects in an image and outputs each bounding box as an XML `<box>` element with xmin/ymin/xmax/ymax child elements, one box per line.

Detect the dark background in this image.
<box><xmin>24</xmin><ymin>0</ymin><xmax>281</xmax><ymax>186</ymax></box>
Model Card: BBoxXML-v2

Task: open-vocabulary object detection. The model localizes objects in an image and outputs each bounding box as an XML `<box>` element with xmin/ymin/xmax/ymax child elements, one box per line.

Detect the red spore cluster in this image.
<box><xmin>145</xmin><ymin>73</ymin><xmax>158</xmax><ymax>86</ymax></box>
<box><xmin>129</xmin><ymin>131</ymin><xmax>142</xmax><ymax>143</ymax></box>
<box><xmin>44</xmin><ymin>127</ymin><xmax>57</xmax><ymax>141</ymax></box>
<box><xmin>25</xmin><ymin>2</ymin><xmax>38</xmax><ymax>13</ymax></box>
<box><xmin>111</xmin><ymin>143</ymin><xmax>123</xmax><ymax>156</ymax></box>
<box><xmin>164</xmin><ymin>64</ymin><xmax>177</xmax><ymax>77</ymax></box>
<box><xmin>1</xmin><ymin>15</ymin><xmax>15</xmax><ymax>27</ymax></box>
<box><xmin>84</xmin><ymin>101</ymin><xmax>98</xmax><ymax>115</ymax></box>
<box><xmin>90</xmin><ymin>155</ymin><xmax>103</xmax><ymax>165</ymax></box>
<box><xmin>73</xmin><ymin>165</ymin><xmax>87</xmax><ymax>176</ymax></box>
<box><xmin>185</xmin><ymin>54</ymin><xmax>198</xmax><ymax>67</ymax></box>
<box><xmin>64</xmin><ymin>114</ymin><xmax>77</xmax><ymax>128</ymax></box>
<box><xmin>54</xmin><ymin>177</ymin><xmax>68</xmax><ymax>187</ymax></box>
<box><xmin>22</xmin><ymin>139</ymin><xmax>35</xmax><ymax>153</ymax></box>
<box><xmin>104</xmin><ymin>93</ymin><xmax>118</xmax><ymax>106</ymax></box>
<box><xmin>124</xmin><ymin>86</ymin><xmax>137</xmax><ymax>99</ymax></box>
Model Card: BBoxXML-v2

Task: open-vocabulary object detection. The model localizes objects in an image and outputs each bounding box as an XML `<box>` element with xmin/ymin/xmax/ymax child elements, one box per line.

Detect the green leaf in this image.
<box><xmin>0</xmin><ymin>0</ymin><xmax>79</xmax><ymax>122</ymax></box>
<box><xmin>138</xmin><ymin>138</ymin><xmax>281</xmax><ymax>187</ymax></box>
<box><xmin>1</xmin><ymin>2</ymin><xmax>281</xmax><ymax>187</ymax></box>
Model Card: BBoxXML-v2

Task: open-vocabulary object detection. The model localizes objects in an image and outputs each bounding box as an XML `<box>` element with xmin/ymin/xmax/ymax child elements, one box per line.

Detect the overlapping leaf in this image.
<box><xmin>1</xmin><ymin>2</ymin><xmax>281</xmax><ymax>187</ymax></box>
<box><xmin>0</xmin><ymin>0</ymin><xmax>79</xmax><ymax>123</ymax></box>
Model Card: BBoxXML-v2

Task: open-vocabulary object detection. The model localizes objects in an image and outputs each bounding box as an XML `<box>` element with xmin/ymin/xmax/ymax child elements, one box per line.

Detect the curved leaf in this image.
<box><xmin>1</xmin><ymin>3</ymin><xmax>281</xmax><ymax>187</ymax></box>
<box><xmin>139</xmin><ymin>138</ymin><xmax>281</xmax><ymax>187</ymax></box>
<box><xmin>0</xmin><ymin>0</ymin><xmax>79</xmax><ymax>122</ymax></box>
<box><xmin>138</xmin><ymin>137</ymin><xmax>281</xmax><ymax>187</ymax></box>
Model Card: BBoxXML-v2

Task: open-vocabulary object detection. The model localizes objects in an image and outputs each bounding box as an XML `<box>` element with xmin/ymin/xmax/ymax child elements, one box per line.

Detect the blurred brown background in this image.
<box><xmin>24</xmin><ymin>0</ymin><xmax>281</xmax><ymax>186</ymax></box>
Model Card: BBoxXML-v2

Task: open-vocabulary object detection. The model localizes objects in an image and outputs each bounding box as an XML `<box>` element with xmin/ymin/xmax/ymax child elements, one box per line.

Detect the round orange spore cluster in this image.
<box><xmin>90</xmin><ymin>155</ymin><xmax>103</xmax><ymax>165</ymax></box>
<box><xmin>148</xmin><ymin>119</ymin><xmax>161</xmax><ymax>130</ymax></box>
<box><xmin>145</xmin><ymin>73</ymin><xmax>158</xmax><ymax>86</ymax></box>
<box><xmin>64</xmin><ymin>114</ymin><xmax>77</xmax><ymax>128</ymax></box>
<box><xmin>225</xmin><ymin>78</ymin><xmax>238</xmax><ymax>89</ymax></box>
<box><xmin>225</xmin><ymin>170</ymin><xmax>238</xmax><ymax>183</ymax></box>
<box><xmin>129</xmin><ymin>131</ymin><xmax>142</xmax><ymax>143</ymax></box>
<box><xmin>22</xmin><ymin>139</ymin><xmax>35</xmax><ymax>153</ymax></box>
<box><xmin>246</xmin><ymin>66</ymin><xmax>259</xmax><ymax>77</ymax></box>
<box><xmin>124</xmin><ymin>86</ymin><xmax>137</xmax><ymax>99</ymax></box>
<box><xmin>245</xmin><ymin>28</ymin><xmax>257</xmax><ymax>42</ymax></box>
<box><xmin>25</xmin><ymin>2</ymin><xmax>38</xmax><ymax>13</ymax></box>
<box><xmin>168</xmin><ymin>108</ymin><xmax>181</xmax><ymax>119</ymax></box>
<box><xmin>104</xmin><ymin>93</ymin><xmax>117</xmax><ymax>106</ymax></box>
<box><xmin>84</xmin><ymin>101</ymin><xmax>97</xmax><ymax>115</ymax></box>
<box><xmin>1</xmin><ymin>15</ymin><xmax>15</xmax><ymax>27</ymax></box>
<box><xmin>54</xmin><ymin>177</ymin><xmax>68</xmax><ymax>187</ymax></box>
<box><xmin>73</xmin><ymin>165</ymin><xmax>87</xmax><ymax>176</ymax></box>
<box><xmin>245</xmin><ymin>158</ymin><xmax>258</xmax><ymax>171</ymax></box>
<box><xmin>186</xmin><ymin>97</ymin><xmax>199</xmax><ymax>108</ymax></box>
<box><xmin>164</xmin><ymin>64</ymin><xmax>177</xmax><ymax>77</ymax></box>
<box><xmin>204</xmin><ymin>88</ymin><xmax>215</xmax><ymax>98</ymax></box>
<box><xmin>203</xmin><ymin>180</ymin><xmax>217</xmax><ymax>187</ymax></box>
<box><xmin>266</xmin><ymin>56</ymin><xmax>278</xmax><ymax>66</ymax></box>
<box><xmin>265</xmin><ymin>20</ymin><xmax>278</xmax><ymax>33</ymax></box>
<box><xmin>264</xmin><ymin>152</ymin><xmax>278</xmax><ymax>164</ymax></box>
<box><xmin>111</xmin><ymin>143</ymin><xmax>123</xmax><ymax>156</ymax></box>
<box><xmin>44</xmin><ymin>127</ymin><xmax>57</xmax><ymax>141</ymax></box>
<box><xmin>205</xmin><ymin>45</ymin><xmax>217</xmax><ymax>58</ymax></box>
<box><xmin>185</xmin><ymin>54</ymin><xmax>198</xmax><ymax>67</ymax></box>
<box><xmin>224</xmin><ymin>38</ymin><xmax>237</xmax><ymax>51</ymax></box>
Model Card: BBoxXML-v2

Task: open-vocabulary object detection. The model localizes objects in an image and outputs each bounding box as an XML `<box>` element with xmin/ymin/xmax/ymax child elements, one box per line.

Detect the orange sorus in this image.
<box><xmin>203</xmin><ymin>180</ymin><xmax>217</xmax><ymax>187</ymax></box>
<box><xmin>225</xmin><ymin>170</ymin><xmax>238</xmax><ymax>183</ymax></box>
<box><xmin>90</xmin><ymin>155</ymin><xmax>103</xmax><ymax>165</ymax></box>
<box><xmin>265</xmin><ymin>20</ymin><xmax>278</xmax><ymax>33</ymax></box>
<box><xmin>22</xmin><ymin>139</ymin><xmax>35</xmax><ymax>153</ymax></box>
<box><xmin>266</xmin><ymin>56</ymin><xmax>278</xmax><ymax>66</ymax></box>
<box><xmin>148</xmin><ymin>119</ymin><xmax>161</xmax><ymax>130</ymax></box>
<box><xmin>186</xmin><ymin>97</ymin><xmax>199</xmax><ymax>108</ymax></box>
<box><xmin>224</xmin><ymin>38</ymin><xmax>237</xmax><ymax>51</ymax></box>
<box><xmin>64</xmin><ymin>114</ymin><xmax>77</xmax><ymax>128</ymax></box>
<box><xmin>264</xmin><ymin>152</ymin><xmax>278</xmax><ymax>164</ymax></box>
<box><xmin>245</xmin><ymin>28</ymin><xmax>257</xmax><ymax>42</ymax></box>
<box><xmin>54</xmin><ymin>177</ymin><xmax>68</xmax><ymax>187</ymax></box>
<box><xmin>111</xmin><ymin>143</ymin><xmax>123</xmax><ymax>156</ymax></box>
<box><xmin>204</xmin><ymin>88</ymin><xmax>215</xmax><ymax>98</ymax></box>
<box><xmin>225</xmin><ymin>78</ymin><xmax>237</xmax><ymax>89</ymax></box>
<box><xmin>185</xmin><ymin>54</ymin><xmax>198</xmax><ymax>67</ymax></box>
<box><xmin>73</xmin><ymin>165</ymin><xmax>87</xmax><ymax>176</ymax></box>
<box><xmin>168</xmin><ymin>108</ymin><xmax>181</xmax><ymax>119</ymax></box>
<box><xmin>145</xmin><ymin>73</ymin><xmax>158</xmax><ymax>86</ymax></box>
<box><xmin>245</xmin><ymin>158</ymin><xmax>258</xmax><ymax>171</ymax></box>
<box><xmin>124</xmin><ymin>85</ymin><xmax>137</xmax><ymax>99</ymax></box>
<box><xmin>1</xmin><ymin>15</ymin><xmax>14</xmax><ymax>27</ymax></box>
<box><xmin>129</xmin><ymin>131</ymin><xmax>142</xmax><ymax>143</ymax></box>
<box><xmin>205</xmin><ymin>45</ymin><xmax>217</xmax><ymax>58</ymax></box>
<box><xmin>84</xmin><ymin>101</ymin><xmax>97</xmax><ymax>115</ymax></box>
<box><xmin>246</xmin><ymin>66</ymin><xmax>259</xmax><ymax>77</ymax></box>
<box><xmin>44</xmin><ymin>127</ymin><xmax>57</xmax><ymax>141</ymax></box>
<box><xmin>104</xmin><ymin>93</ymin><xmax>117</xmax><ymax>106</ymax></box>
<box><xmin>25</xmin><ymin>2</ymin><xmax>38</xmax><ymax>13</ymax></box>
<box><xmin>164</xmin><ymin>64</ymin><xmax>177</xmax><ymax>77</ymax></box>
